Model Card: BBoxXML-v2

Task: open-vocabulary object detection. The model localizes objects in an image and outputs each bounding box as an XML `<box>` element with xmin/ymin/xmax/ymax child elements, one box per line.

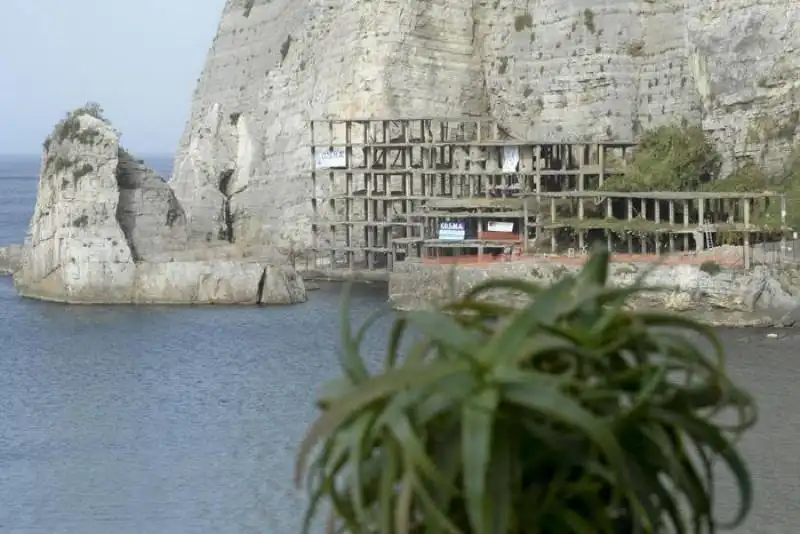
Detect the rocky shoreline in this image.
<box><xmin>388</xmin><ymin>256</ymin><xmax>800</xmax><ymax>328</ymax></box>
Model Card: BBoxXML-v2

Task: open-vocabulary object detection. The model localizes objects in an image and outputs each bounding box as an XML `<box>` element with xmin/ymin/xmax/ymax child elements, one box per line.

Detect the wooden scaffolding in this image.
<box><xmin>309</xmin><ymin>117</ymin><xmax>632</xmax><ymax>271</ymax></box>
<box><xmin>521</xmin><ymin>190</ymin><xmax>789</xmax><ymax>268</ymax></box>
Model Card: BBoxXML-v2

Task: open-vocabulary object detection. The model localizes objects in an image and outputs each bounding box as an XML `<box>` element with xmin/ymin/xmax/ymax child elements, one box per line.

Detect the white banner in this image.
<box><xmin>315</xmin><ymin>148</ymin><xmax>346</xmax><ymax>169</ymax></box>
<box><xmin>502</xmin><ymin>146</ymin><xmax>519</xmax><ymax>173</ymax></box>
<box><xmin>487</xmin><ymin>221</ymin><xmax>514</xmax><ymax>233</ymax></box>
<box><xmin>438</xmin><ymin>221</ymin><xmax>465</xmax><ymax>241</ymax></box>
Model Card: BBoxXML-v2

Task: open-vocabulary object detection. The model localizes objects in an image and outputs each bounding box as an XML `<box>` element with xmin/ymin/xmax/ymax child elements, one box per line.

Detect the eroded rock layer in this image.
<box><xmin>171</xmin><ymin>0</ymin><xmax>800</xmax><ymax>252</ymax></box>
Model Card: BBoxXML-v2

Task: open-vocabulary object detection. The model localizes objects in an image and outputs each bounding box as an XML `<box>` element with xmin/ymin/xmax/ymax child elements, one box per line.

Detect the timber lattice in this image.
<box><xmin>309</xmin><ymin>118</ymin><xmax>790</xmax><ymax>272</ymax></box>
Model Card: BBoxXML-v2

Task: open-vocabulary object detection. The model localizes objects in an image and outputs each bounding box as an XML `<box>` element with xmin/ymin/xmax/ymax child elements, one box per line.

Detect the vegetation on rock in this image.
<box><xmin>49</xmin><ymin>155</ymin><xmax>75</xmax><ymax>175</ymax></box>
<box><xmin>600</xmin><ymin>123</ymin><xmax>800</xmax><ymax>230</ymax></box>
<box><xmin>43</xmin><ymin>102</ymin><xmax>107</xmax><ymax>151</ymax></box>
<box><xmin>699</xmin><ymin>260</ymin><xmax>722</xmax><ymax>276</ymax></box>
<box><xmin>699</xmin><ymin>161</ymin><xmax>768</xmax><ymax>193</ymax></box>
<box><xmin>243</xmin><ymin>0</ymin><xmax>255</xmax><ymax>18</ymax></box>
<box><xmin>295</xmin><ymin>249</ymin><xmax>756</xmax><ymax>533</ymax></box>
<box><xmin>514</xmin><ymin>14</ymin><xmax>533</xmax><ymax>32</ymax></box>
<box><xmin>72</xmin><ymin>163</ymin><xmax>94</xmax><ymax>181</ymax></box>
<box><xmin>603</xmin><ymin>125</ymin><xmax>721</xmax><ymax>192</ymax></box>
<box><xmin>72</xmin><ymin>214</ymin><xmax>89</xmax><ymax>228</ymax></box>
<box><xmin>582</xmin><ymin>8</ymin><xmax>596</xmax><ymax>33</ymax></box>
<box><xmin>772</xmin><ymin>147</ymin><xmax>800</xmax><ymax>228</ymax></box>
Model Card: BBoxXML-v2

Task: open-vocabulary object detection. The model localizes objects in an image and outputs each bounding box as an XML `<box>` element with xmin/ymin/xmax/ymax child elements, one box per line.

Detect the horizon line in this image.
<box><xmin>0</xmin><ymin>152</ymin><xmax>175</xmax><ymax>158</ymax></box>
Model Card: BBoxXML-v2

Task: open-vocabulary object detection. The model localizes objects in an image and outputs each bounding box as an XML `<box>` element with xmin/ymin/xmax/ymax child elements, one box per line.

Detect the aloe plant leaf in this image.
<box><xmin>461</xmin><ymin>387</ymin><xmax>500</xmax><ymax>534</ymax></box>
<box><xmin>300</xmin><ymin>249</ymin><xmax>757</xmax><ymax>534</ymax></box>
<box><xmin>462</xmin><ymin>277</ymin><xmax>543</xmax><ymax>301</ymax></box>
<box><xmin>377</xmin><ymin>397</ymin><xmax>459</xmax><ymax>497</ymax></box>
<box><xmin>346</xmin><ymin>412</ymin><xmax>379</xmax><ymax>526</ymax></box>
<box><xmin>338</xmin><ymin>283</ymin><xmax>370</xmax><ymax>383</ymax></box>
<box><xmin>296</xmin><ymin>361</ymin><xmax>470</xmax><ymax>487</ymax></box>
<box><xmin>402</xmin><ymin>310</ymin><xmax>484</xmax><ymax>357</ymax></box>
<box><xmin>495</xmin><ymin>368</ymin><xmax>628</xmax><ymax>485</ymax></box>
<box><xmin>395</xmin><ymin>472</ymin><xmax>414</xmax><ymax>533</ymax></box>
<box><xmin>378</xmin><ymin>438</ymin><xmax>400</xmax><ymax>534</ymax></box>
<box><xmin>651</xmin><ymin>408</ymin><xmax>753</xmax><ymax>528</ymax></box>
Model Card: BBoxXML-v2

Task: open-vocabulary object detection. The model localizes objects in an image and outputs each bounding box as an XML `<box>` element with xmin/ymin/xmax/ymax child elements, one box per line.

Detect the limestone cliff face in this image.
<box><xmin>172</xmin><ymin>0</ymin><xmax>799</xmax><ymax>250</ymax></box>
<box><xmin>15</xmin><ymin>108</ymin><xmax>307</xmax><ymax>305</ymax></box>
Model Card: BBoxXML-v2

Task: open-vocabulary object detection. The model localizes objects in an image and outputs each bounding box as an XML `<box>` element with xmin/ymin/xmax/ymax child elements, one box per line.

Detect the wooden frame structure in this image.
<box><xmin>309</xmin><ymin>118</ymin><xmax>790</xmax><ymax>271</ymax></box>
<box><xmin>520</xmin><ymin>191</ymin><xmax>789</xmax><ymax>268</ymax></box>
<box><xmin>309</xmin><ymin>117</ymin><xmax>631</xmax><ymax>271</ymax></box>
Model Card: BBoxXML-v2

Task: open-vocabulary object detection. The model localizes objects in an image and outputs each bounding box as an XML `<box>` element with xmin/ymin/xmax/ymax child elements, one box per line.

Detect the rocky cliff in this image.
<box><xmin>14</xmin><ymin>107</ymin><xmax>307</xmax><ymax>305</ymax></box>
<box><xmin>170</xmin><ymin>0</ymin><xmax>799</xmax><ymax>252</ymax></box>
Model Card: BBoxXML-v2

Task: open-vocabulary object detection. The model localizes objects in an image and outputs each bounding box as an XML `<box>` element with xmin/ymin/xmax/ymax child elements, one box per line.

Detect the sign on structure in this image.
<box><xmin>315</xmin><ymin>148</ymin><xmax>346</xmax><ymax>169</ymax></box>
<box><xmin>438</xmin><ymin>221</ymin><xmax>466</xmax><ymax>241</ymax></box>
<box><xmin>487</xmin><ymin>221</ymin><xmax>514</xmax><ymax>232</ymax></box>
<box><xmin>502</xmin><ymin>146</ymin><xmax>519</xmax><ymax>173</ymax></box>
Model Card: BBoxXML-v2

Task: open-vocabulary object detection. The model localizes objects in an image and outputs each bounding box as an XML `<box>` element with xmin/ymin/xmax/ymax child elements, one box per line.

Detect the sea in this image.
<box><xmin>0</xmin><ymin>155</ymin><xmax>799</xmax><ymax>533</ymax></box>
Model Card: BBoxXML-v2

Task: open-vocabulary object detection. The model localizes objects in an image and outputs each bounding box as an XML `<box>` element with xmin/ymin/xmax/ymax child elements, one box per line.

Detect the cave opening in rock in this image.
<box><xmin>219</xmin><ymin>169</ymin><xmax>235</xmax><ymax>243</ymax></box>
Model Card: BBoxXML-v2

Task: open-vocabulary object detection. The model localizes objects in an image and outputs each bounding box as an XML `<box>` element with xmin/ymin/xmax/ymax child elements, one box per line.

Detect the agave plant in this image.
<box><xmin>295</xmin><ymin>248</ymin><xmax>757</xmax><ymax>533</ymax></box>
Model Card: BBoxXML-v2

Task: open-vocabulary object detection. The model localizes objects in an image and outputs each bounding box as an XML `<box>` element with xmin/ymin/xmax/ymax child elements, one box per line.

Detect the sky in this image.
<box><xmin>0</xmin><ymin>0</ymin><xmax>226</xmax><ymax>156</ymax></box>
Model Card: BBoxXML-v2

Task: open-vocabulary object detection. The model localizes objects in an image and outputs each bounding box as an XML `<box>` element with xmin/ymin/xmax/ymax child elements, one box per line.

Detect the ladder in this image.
<box><xmin>703</xmin><ymin>223</ymin><xmax>714</xmax><ymax>250</ymax></box>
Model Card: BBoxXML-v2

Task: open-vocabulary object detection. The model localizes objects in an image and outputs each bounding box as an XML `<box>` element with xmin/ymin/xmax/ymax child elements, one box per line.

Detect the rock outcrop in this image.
<box><xmin>169</xmin><ymin>0</ymin><xmax>799</xmax><ymax>252</ymax></box>
<box><xmin>14</xmin><ymin>106</ymin><xmax>306</xmax><ymax>305</ymax></box>
<box><xmin>0</xmin><ymin>244</ymin><xmax>21</xmax><ymax>275</ymax></box>
<box><xmin>388</xmin><ymin>257</ymin><xmax>800</xmax><ymax>327</ymax></box>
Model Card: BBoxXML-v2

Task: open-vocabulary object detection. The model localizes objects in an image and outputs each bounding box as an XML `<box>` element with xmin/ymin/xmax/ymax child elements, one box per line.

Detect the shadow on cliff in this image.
<box><xmin>114</xmin><ymin>147</ymin><xmax>190</xmax><ymax>261</ymax></box>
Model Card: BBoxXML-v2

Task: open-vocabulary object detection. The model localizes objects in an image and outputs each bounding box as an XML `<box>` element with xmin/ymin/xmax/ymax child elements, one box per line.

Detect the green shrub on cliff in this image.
<box><xmin>701</xmin><ymin>161</ymin><xmax>770</xmax><ymax>193</ymax></box>
<box><xmin>701</xmin><ymin>161</ymin><xmax>787</xmax><ymax>230</ymax></box>
<box><xmin>603</xmin><ymin>124</ymin><xmax>721</xmax><ymax>192</ymax></box>
<box><xmin>295</xmin><ymin>248</ymin><xmax>756</xmax><ymax>533</ymax></box>
<box><xmin>773</xmin><ymin>146</ymin><xmax>800</xmax><ymax>229</ymax></box>
<box><xmin>243</xmin><ymin>0</ymin><xmax>255</xmax><ymax>17</ymax></box>
<box><xmin>43</xmin><ymin>102</ymin><xmax>107</xmax><ymax>151</ymax></box>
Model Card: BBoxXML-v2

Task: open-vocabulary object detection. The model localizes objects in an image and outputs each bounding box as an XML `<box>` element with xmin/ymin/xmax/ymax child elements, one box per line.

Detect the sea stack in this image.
<box><xmin>14</xmin><ymin>105</ymin><xmax>307</xmax><ymax>305</ymax></box>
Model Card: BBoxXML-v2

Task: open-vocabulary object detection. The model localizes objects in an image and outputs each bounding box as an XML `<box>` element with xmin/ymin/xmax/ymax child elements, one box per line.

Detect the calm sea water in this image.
<box><xmin>0</xmin><ymin>155</ymin><xmax>799</xmax><ymax>532</ymax></box>
<box><xmin>0</xmin><ymin>154</ymin><xmax>390</xmax><ymax>533</ymax></box>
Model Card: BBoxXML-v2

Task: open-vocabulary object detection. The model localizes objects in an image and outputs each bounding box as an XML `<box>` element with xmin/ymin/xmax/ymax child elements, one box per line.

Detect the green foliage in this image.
<box><xmin>699</xmin><ymin>260</ymin><xmax>721</xmax><ymax>276</ymax></box>
<box><xmin>46</xmin><ymin>102</ymin><xmax>107</xmax><ymax>148</ymax></box>
<box><xmin>514</xmin><ymin>14</ymin><xmax>533</xmax><ymax>32</ymax></box>
<box><xmin>582</xmin><ymin>9</ymin><xmax>595</xmax><ymax>33</ymax></box>
<box><xmin>746</xmin><ymin>112</ymin><xmax>799</xmax><ymax>144</ymax></box>
<box><xmin>701</xmin><ymin>161</ymin><xmax>769</xmax><ymax>193</ymax></box>
<box><xmin>243</xmin><ymin>0</ymin><xmax>255</xmax><ymax>17</ymax></box>
<box><xmin>296</xmin><ymin>249</ymin><xmax>756</xmax><ymax>534</ymax></box>
<box><xmin>700</xmin><ymin>161</ymin><xmax>786</xmax><ymax>229</ymax></box>
<box><xmin>774</xmin><ymin>146</ymin><xmax>800</xmax><ymax>229</ymax></box>
<box><xmin>72</xmin><ymin>163</ymin><xmax>94</xmax><ymax>181</ymax></box>
<box><xmin>72</xmin><ymin>214</ymin><xmax>89</xmax><ymax>228</ymax></box>
<box><xmin>603</xmin><ymin>125</ymin><xmax>721</xmax><ymax>192</ymax></box>
<box><xmin>48</xmin><ymin>155</ymin><xmax>75</xmax><ymax>174</ymax></box>
<box><xmin>627</xmin><ymin>40</ymin><xmax>644</xmax><ymax>57</ymax></box>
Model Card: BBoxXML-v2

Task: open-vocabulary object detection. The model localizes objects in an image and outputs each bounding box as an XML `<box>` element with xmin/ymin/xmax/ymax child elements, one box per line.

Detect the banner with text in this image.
<box><xmin>502</xmin><ymin>146</ymin><xmax>519</xmax><ymax>173</ymax></box>
<box><xmin>487</xmin><ymin>221</ymin><xmax>514</xmax><ymax>233</ymax></box>
<box><xmin>315</xmin><ymin>148</ymin><xmax>346</xmax><ymax>169</ymax></box>
<box><xmin>438</xmin><ymin>221</ymin><xmax>466</xmax><ymax>241</ymax></box>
